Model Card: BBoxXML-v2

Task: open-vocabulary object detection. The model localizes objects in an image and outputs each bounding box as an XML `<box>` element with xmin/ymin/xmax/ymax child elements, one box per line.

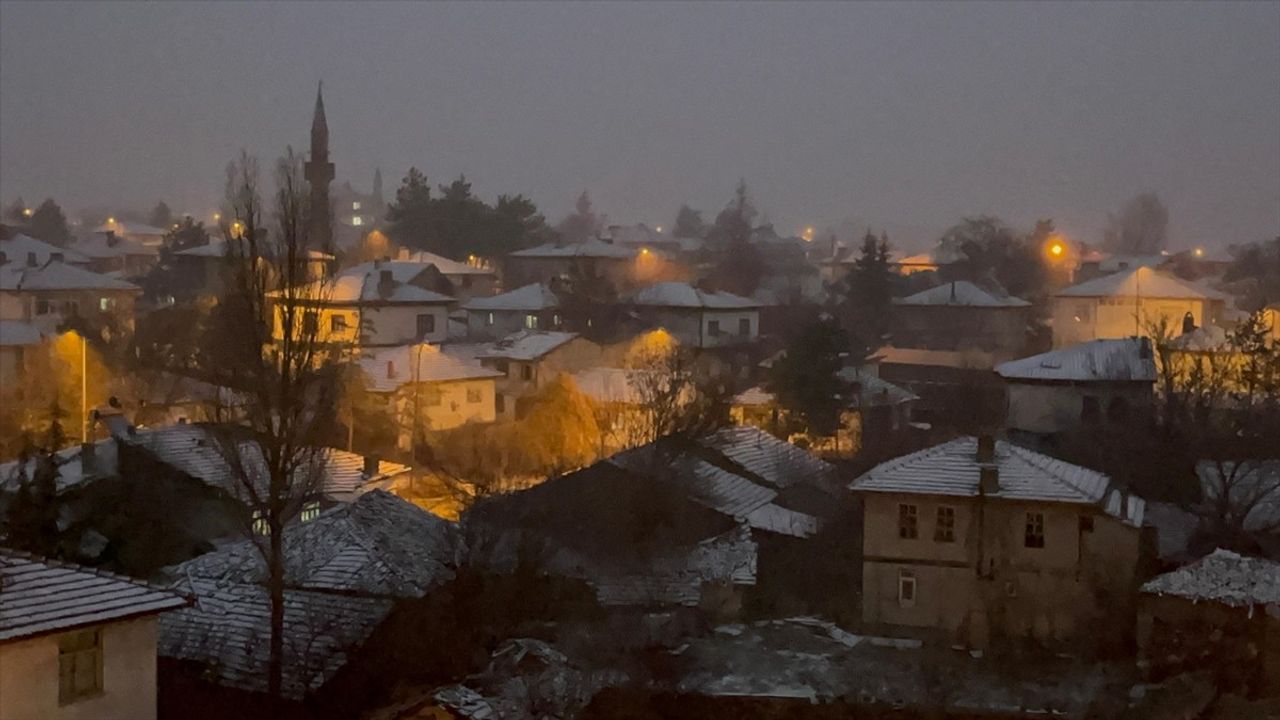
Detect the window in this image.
<box><xmin>495</xmin><ymin>394</ymin><xmax>506</xmax><ymax>413</ymax></box>
<box><xmin>898</xmin><ymin>503</ymin><xmax>918</xmax><ymax>539</ymax></box>
<box><xmin>553</xmin><ymin>313</ymin><xmax>562</xmax><ymax>327</ymax></box>
<box><xmin>58</xmin><ymin>629</ymin><xmax>102</xmax><ymax>704</ymax></box>
<box><xmin>521</xmin><ymin>364</ymin><xmax>534</xmax><ymax>381</ymax></box>
<box><xmin>708</xmin><ymin>320</ymin><xmax>721</xmax><ymax>337</ymax></box>
<box><xmin>417</xmin><ymin>313</ymin><xmax>436</xmax><ymax>338</ymax></box>
<box><xmin>301</xmin><ymin>501</ymin><xmax>321</xmax><ymax>523</ymax></box>
<box><xmin>352</xmin><ymin>201</ymin><xmax>362</xmax><ymax>210</ymax></box>
<box><xmin>252</xmin><ymin>510</ymin><xmax>269</xmax><ymax>536</ymax></box>
<box><xmin>1025</xmin><ymin>512</ymin><xmax>1045</xmax><ymax>548</ymax></box>
<box><xmin>1081</xmin><ymin>396</ymin><xmax>1101</xmax><ymax>425</ymax></box>
<box><xmin>331</xmin><ymin>314</ymin><xmax>348</xmax><ymax>332</ymax></box>
<box><xmin>738</xmin><ymin>318</ymin><xmax>751</xmax><ymax>336</ymax></box>
<box><xmin>385</xmin><ymin>360</ymin><xmax>396</xmax><ymax>379</ymax></box>
<box><xmin>302</xmin><ymin>311</ymin><xmax>319</xmax><ymax>335</ymax></box>
<box><xmin>525</xmin><ymin>314</ymin><xmax>538</xmax><ymax>329</ymax></box>
<box><xmin>36</xmin><ymin>299</ymin><xmax>51</xmax><ymax>315</ymax></box>
<box><xmin>486</xmin><ymin>312</ymin><xmax>495</xmax><ymax>326</ymax></box>
<box><xmin>351</xmin><ymin>216</ymin><xmax>364</xmax><ymax>226</ymax></box>
<box><xmin>897</xmin><ymin>570</ymin><xmax>917</xmax><ymax>608</ymax></box>
<box><xmin>63</xmin><ymin>300</ymin><xmax>80</xmax><ymax>316</ymax></box>
<box><xmin>466</xmin><ymin>388</ymin><xmax>482</xmax><ymax>404</ymax></box>
<box><xmin>98</xmin><ymin>297</ymin><xmax>115</xmax><ymax>312</ymax></box>
<box><xmin>934</xmin><ymin>506</ymin><xmax>955</xmax><ymax>542</ymax></box>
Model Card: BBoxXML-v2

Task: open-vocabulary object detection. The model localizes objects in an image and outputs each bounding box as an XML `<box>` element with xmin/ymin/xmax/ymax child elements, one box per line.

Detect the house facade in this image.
<box><xmin>1052</xmin><ymin>267</ymin><xmax>1226</xmax><ymax>348</ymax></box>
<box><xmin>629</xmin><ymin>282</ymin><xmax>761</xmax><ymax>349</ymax></box>
<box><xmin>891</xmin><ymin>281</ymin><xmax>1032</xmax><ymax>361</ymax></box>
<box><xmin>473</xmin><ymin>330</ymin><xmax>604</xmax><ymax>416</ymax></box>
<box><xmin>503</xmin><ymin>239</ymin><xmax>642</xmax><ymax>290</ymax></box>
<box><xmin>852</xmin><ymin>436</ymin><xmax>1146</xmax><ymax>650</ymax></box>
<box><xmin>0</xmin><ymin>256</ymin><xmax>141</xmax><ymax>333</ymax></box>
<box><xmin>0</xmin><ymin>550</ymin><xmax>187</xmax><ymax>720</ymax></box>
<box><xmin>462</xmin><ymin>283</ymin><xmax>563</xmax><ymax>341</ymax></box>
<box><xmin>360</xmin><ymin>343</ymin><xmax>502</xmax><ymax>449</ymax></box>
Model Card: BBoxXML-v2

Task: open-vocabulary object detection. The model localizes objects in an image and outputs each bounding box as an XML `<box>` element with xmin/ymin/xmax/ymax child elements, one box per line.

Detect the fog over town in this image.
<box><xmin>0</xmin><ymin>3</ymin><xmax>1278</xmax><ymax>720</ymax></box>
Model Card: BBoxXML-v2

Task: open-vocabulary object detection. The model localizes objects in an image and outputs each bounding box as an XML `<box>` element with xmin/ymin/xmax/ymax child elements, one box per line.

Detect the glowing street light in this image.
<box><xmin>213</xmin><ymin>212</ymin><xmax>222</xmax><ymax>222</ymax></box>
<box><xmin>106</xmin><ymin>216</ymin><xmax>116</xmax><ymax>225</ymax></box>
<box><xmin>1194</xmin><ymin>247</ymin><xmax>1205</xmax><ymax>258</ymax></box>
<box><xmin>802</xmin><ymin>226</ymin><xmax>815</xmax><ymax>242</ymax></box>
<box><xmin>21</xmin><ymin>207</ymin><xmax>32</xmax><ymax>218</ymax></box>
<box><xmin>1049</xmin><ymin>242</ymin><xmax>1064</xmax><ymax>257</ymax></box>
<box><xmin>655</xmin><ymin>225</ymin><xmax>663</xmax><ymax>234</ymax></box>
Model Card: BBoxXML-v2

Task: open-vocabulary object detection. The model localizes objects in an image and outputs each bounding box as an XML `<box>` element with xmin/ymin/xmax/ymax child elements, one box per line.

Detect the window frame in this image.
<box><xmin>330</xmin><ymin>314</ymin><xmax>348</xmax><ymax>333</ymax></box>
<box><xmin>898</xmin><ymin>503</ymin><xmax>919</xmax><ymax>540</ymax></box>
<box><xmin>301</xmin><ymin>501</ymin><xmax>322</xmax><ymax>523</ymax></box>
<box><xmin>708</xmin><ymin>319</ymin><xmax>721</xmax><ymax>337</ymax></box>
<box><xmin>738</xmin><ymin>317</ymin><xmax>751</xmax><ymax>336</ymax></box>
<box><xmin>58</xmin><ymin>628</ymin><xmax>104</xmax><ymax>705</ymax></box>
<box><xmin>466</xmin><ymin>387</ymin><xmax>482</xmax><ymax>404</ymax></box>
<box><xmin>416</xmin><ymin>313</ymin><xmax>436</xmax><ymax>339</ymax></box>
<box><xmin>1025</xmin><ymin>512</ymin><xmax>1046</xmax><ymax>549</ymax></box>
<box><xmin>934</xmin><ymin>505</ymin><xmax>956</xmax><ymax>543</ymax></box>
<box><xmin>897</xmin><ymin>570</ymin><xmax>917</xmax><ymax>608</ymax></box>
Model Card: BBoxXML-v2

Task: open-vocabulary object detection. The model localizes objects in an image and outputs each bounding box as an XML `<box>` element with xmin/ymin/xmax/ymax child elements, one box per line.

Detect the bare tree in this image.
<box><xmin>199</xmin><ymin>148</ymin><xmax>348</xmax><ymax>697</ymax></box>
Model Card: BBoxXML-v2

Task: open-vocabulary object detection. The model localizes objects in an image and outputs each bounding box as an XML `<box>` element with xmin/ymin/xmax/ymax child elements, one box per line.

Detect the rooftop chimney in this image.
<box><xmin>80</xmin><ymin>442</ymin><xmax>97</xmax><ymax>477</ymax></box>
<box><xmin>363</xmin><ymin>454</ymin><xmax>380</xmax><ymax>477</ymax></box>
<box><xmin>378</xmin><ymin>269</ymin><xmax>395</xmax><ymax>298</ymax></box>
<box><xmin>1181</xmin><ymin>311</ymin><xmax>1196</xmax><ymax>335</ymax></box>
<box><xmin>976</xmin><ymin>434</ymin><xmax>995</xmax><ymax>463</ymax></box>
<box><xmin>979</xmin><ymin>466</ymin><xmax>1000</xmax><ymax>495</ymax></box>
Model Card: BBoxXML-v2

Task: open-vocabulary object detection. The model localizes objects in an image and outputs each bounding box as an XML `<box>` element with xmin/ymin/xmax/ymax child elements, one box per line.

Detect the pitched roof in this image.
<box><xmin>851</xmin><ymin>437</ymin><xmax>1144</xmax><ymax>526</ymax></box>
<box><xmin>630</xmin><ymin>282</ymin><xmax>761</xmax><ymax>309</ymax></box>
<box><xmin>508</xmin><ymin>239</ymin><xmax>637</xmax><ymax>259</ymax></box>
<box><xmin>1056</xmin><ymin>266</ymin><xmax>1224</xmax><ymax>300</ymax></box>
<box><xmin>1</xmin><ymin>549</ymin><xmax>187</xmax><ymax>642</ymax></box>
<box><xmin>274</xmin><ymin>263</ymin><xmax>453</xmax><ymax>305</ymax></box>
<box><xmin>159</xmin><ymin>578</ymin><xmax>392</xmax><ymax>699</ymax></box>
<box><xmin>359</xmin><ymin>343</ymin><xmax>502</xmax><ymax>392</ymax></box>
<box><xmin>893</xmin><ymin>281</ymin><xmax>1030</xmax><ymax>308</ymax></box>
<box><xmin>0</xmin><ymin>259</ymin><xmax>141</xmax><ymax>292</ymax></box>
<box><xmin>166</xmin><ymin>491</ymin><xmax>461</xmax><ymax>599</ymax></box>
<box><xmin>401</xmin><ymin>250</ymin><xmax>494</xmax><ymax>276</ymax></box>
<box><xmin>1</xmin><ymin>233</ymin><xmax>91</xmax><ymax>265</ymax></box>
<box><xmin>462</xmin><ymin>283</ymin><xmax>559</xmax><ymax>312</ymax></box>
<box><xmin>996</xmin><ymin>338</ymin><xmax>1157</xmax><ymax>382</ymax></box>
<box><xmin>176</xmin><ymin>240</ymin><xmax>334</xmax><ymax>261</ymax></box>
<box><xmin>1141</xmin><ymin>549</ymin><xmax>1280</xmax><ymax>607</ymax></box>
<box><xmin>0</xmin><ymin>319</ymin><xmax>46</xmax><ymax>346</ymax></box>
<box><xmin>70</xmin><ymin>232</ymin><xmax>159</xmax><ymax>259</ymax></box>
<box><xmin>475</xmin><ymin>330</ymin><xmax>579</xmax><ymax>361</ymax></box>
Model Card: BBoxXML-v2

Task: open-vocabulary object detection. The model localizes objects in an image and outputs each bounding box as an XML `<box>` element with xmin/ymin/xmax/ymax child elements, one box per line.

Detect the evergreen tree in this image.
<box><xmin>28</xmin><ymin>198</ymin><xmax>71</xmax><ymax>246</ymax></box>
<box><xmin>148</xmin><ymin>201</ymin><xmax>174</xmax><ymax>229</ymax></box>
<box><xmin>4</xmin><ymin>196</ymin><xmax>27</xmax><ymax>223</ymax></box>
<box><xmin>707</xmin><ymin>180</ymin><xmax>764</xmax><ymax>296</ymax></box>
<box><xmin>555</xmin><ymin>191</ymin><xmax>603</xmax><ymax>244</ymax></box>
<box><xmin>386</xmin><ymin>167</ymin><xmax>433</xmax><ymax>245</ymax></box>
<box><xmin>673</xmin><ymin>204</ymin><xmax>706</xmax><ymax>239</ymax></box>
<box><xmin>840</xmin><ymin>230</ymin><xmax>894</xmax><ymax>352</ymax></box>
<box><xmin>767</xmin><ymin>317</ymin><xmax>852</xmax><ymax>437</ymax></box>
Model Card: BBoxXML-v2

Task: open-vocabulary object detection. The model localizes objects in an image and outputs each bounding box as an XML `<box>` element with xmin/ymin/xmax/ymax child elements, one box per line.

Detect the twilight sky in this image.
<box><xmin>1</xmin><ymin>1</ymin><xmax>1277</xmax><ymax>252</ymax></box>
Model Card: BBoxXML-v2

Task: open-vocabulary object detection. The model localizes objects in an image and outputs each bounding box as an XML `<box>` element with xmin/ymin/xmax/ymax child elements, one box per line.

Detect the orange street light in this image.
<box><xmin>1049</xmin><ymin>242</ymin><xmax>1064</xmax><ymax>257</ymax></box>
<box><xmin>22</xmin><ymin>208</ymin><xmax>32</xmax><ymax>218</ymax></box>
<box><xmin>106</xmin><ymin>216</ymin><xmax>116</xmax><ymax>224</ymax></box>
<box><xmin>1194</xmin><ymin>247</ymin><xmax>1205</xmax><ymax>258</ymax></box>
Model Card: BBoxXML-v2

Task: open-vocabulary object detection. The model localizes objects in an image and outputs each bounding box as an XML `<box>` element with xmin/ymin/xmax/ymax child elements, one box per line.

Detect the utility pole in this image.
<box><xmin>80</xmin><ymin>332</ymin><xmax>88</xmax><ymax>443</ymax></box>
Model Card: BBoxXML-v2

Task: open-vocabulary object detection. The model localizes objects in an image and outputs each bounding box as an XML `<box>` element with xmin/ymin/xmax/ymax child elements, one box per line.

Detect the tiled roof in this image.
<box><xmin>701</xmin><ymin>426</ymin><xmax>838</xmax><ymax>491</ymax></box>
<box><xmin>630</xmin><ymin>282</ymin><xmax>761</xmax><ymax>309</ymax></box>
<box><xmin>508</xmin><ymin>239</ymin><xmax>637</xmax><ymax>259</ymax></box>
<box><xmin>166</xmin><ymin>490</ymin><xmax>461</xmax><ymax>598</ymax></box>
<box><xmin>0</xmin><ymin>319</ymin><xmax>46</xmax><ymax>346</ymax></box>
<box><xmin>588</xmin><ymin>526</ymin><xmax>758</xmax><ymax>607</ymax></box>
<box><xmin>462</xmin><ymin>283</ymin><xmax>559</xmax><ymax>312</ymax></box>
<box><xmin>996</xmin><ymin>338</ymin><xmax>1157</xmax><ymax>382</ymax></box>
<box><xmin>1</xmin><ymin>549</ymin><xmax>187</xmax><ymax>642</ymax></box>
<box><xmin>0</xmin><ymin>233</ymin><xmax>91</xmax><ymax>265</ymax></box>
<box><xmin>1056</xmin><ymin>267</ymin><xmax>1224</xmax><ymax>300</ymax></box>
<box><xmin>475</xmin><ymin>330</ymin><xmax>579</xmax><ymax>361</ymax></box>
<box><xmin>893</xmin><ymin>281</ymin><xmax>1029</xmax><ymax>308</ymax></box>
<box><xmin>835</xmin><ymin>369</ymin><xmax>920</xmax><ymax>407</ymax></box>
<box><xmin>159</xmin><ymin>577</ymin><xmax>392</xmax><ymax>699</ymax></box>
<box><xmin>0</xmin><ymin>259</ymin><xmax>140</xmax><ymax>292</ymax></box>
<box><xmin>359</xmin><ymin>343</ymin><xmax>502</xmax><ymax>392</ymax></box>
<box><xmin>1141</xmin><ymin>549</ymin><xmax>1280</xmax><ymax>607</ymax></box>
<box><xmin>851</xmin><ymin>437</ymin><xmax>1144</xmax><ymax>526</ymax></box>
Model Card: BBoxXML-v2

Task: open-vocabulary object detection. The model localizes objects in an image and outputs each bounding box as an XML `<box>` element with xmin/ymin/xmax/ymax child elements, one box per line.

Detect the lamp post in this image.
<box><xmin>79</xmin><ymin>332</ymin><xmax>88</xmax><ymax>443</ymax></box>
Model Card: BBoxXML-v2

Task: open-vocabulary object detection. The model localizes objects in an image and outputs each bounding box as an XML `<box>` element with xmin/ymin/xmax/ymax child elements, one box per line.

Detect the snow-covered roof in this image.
<box><xmin>835</xmin><ymin>368</ymin><xmax>920</xmax><ymax>407</ymax></box>
<box><xmin>123</xmin><ymin>424</ymin><xmax>409</xmax><ymax>502</ymax></box>
<box><xmin>852</xmin><ymin>437</ymin><xmax>1144</xmax><ymax>526</ymax></box>
<box><xmin>630</xmin><ymin>282</ymin><xmax>761</xmax><ymax>309</ymax></box>
<box><xmin>893</xmin><ymin>281</ymin><xmax>1030</xmax><ymax>308</ymax></box>
<box><xmin>70</xmin><ymin>232</ymin><xmax>159</xmax><ymax>259</ymax></box>
<box><xmin>96</xmin><ymin>221</ymin><xmax>168</xmax><ymax>237</ymax></box>
<box><xmin>1141</xmin><ymin>549</ymin><xmax>1280</xmax><ymax>608</ymax></box>
<box><xmin>995</xmin><ymin>338</ymin><xmax>1157</xmax><ymax>382</ymax></box>
<box><xmin>589</xmin><ymin>526</ymin><xmax>758</xmax><ymax>607</ymax></box>
<box><xmin>701</xmin><ymin>426</ymin><xmax>838</xmax><ymax>490</ymax></box>
<box><xmin>0</xmin><ymin>319</ymin><xmax>46</xmax><ymax>346</ymax></box>
<box><xmin>1168</xmin><ymin>324</ymin><xmax>1229</xmax><ymax>351</ymax></box>
<box><xmin>0</xmin><ymin>233</ymin><xmax>91</xmax><ymax>265</ymax></box>
<box><xmin>1</xmin><ymin>549</ymin><xmax>187</xmax><ymax>642</ymax></box>
<box><xmin>476</xmin><ymin>330</ymin><xmax>579</xmax><ymax>361</ymax></box>
<box><xmin>360</xmin><ymin>343</ymin><xmax>502</xmax><ymax>392</ymax></box>
<box><xmin>0</xmin><ymin>259</ymin><xmax>140</xmax><ymax>292</ymax></box>
<box><xmin>160</xmin><ymin>577</ymin><xmax>391</xmax><ymax>699</ymax></box>
<box><xmin>176</xmin><ymin>239</ymin><xmax>334</xmax><ymax>261</ymax></box>
<box><xmin>508</xmin><ymin>239</ymin><xmax>637</xmax><ymax>259</ymax></box>
<box><xmin>462</xmin><ymin>283</ymin><xmax>559</xmax><ymax>312</ymax></box>
<box><xmin>401</xmin><ymin>250</ymin><xmax>494</xmax><ymax>276</ymax></box>
<box><xmin>281</xmin><ymin>272</ymin><xmax>453</xmax><ymax>306</ymax></box>
<box><xmin>1056</xmin><ymin>267</ymin><xmax>1224</xmax><ymax>300</ymax></box>
<box><xmin>166</xmin><ymin>491</ymin><xmax>461</xmax><ymax>599</ymax></box>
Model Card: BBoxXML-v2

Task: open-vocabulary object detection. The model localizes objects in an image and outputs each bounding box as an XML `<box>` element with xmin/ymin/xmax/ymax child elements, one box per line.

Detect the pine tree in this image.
<box><xmin>29</xmin><ymin>198</ymin><xmax>71</xmax><ymax>245</ymax></box>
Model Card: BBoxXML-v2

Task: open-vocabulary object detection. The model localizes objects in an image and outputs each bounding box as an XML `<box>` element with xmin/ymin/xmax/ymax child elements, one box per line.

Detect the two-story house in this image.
<box><xmin>851</xmin><ymin>436</ymin><xmax>1146</xmax><ymax>650</ymax></box>
<box><xmin>398</xmin><ymin>249</ymin><xmax>498</xmax><ymax>299</ymax></box>
<box><xmin>0</xmin><ymin>550</ymin><xmax>187</xmax><ymax>720</ymax></box>
<box><xmin>473</xmin><ymin>330</ymin><xmax>604</xmax><ymax>417</ymax></box>
<box><xmin>69</xmin><ymin>232</ymin><xmax>160</xmax><ymax>279</ymax></box>
<box><xmin>269</xmin><ymin>262</ymin><xmax>454</xmax><ymax>348</ymax></box>
<box><xmin>1</xmin><ymin>233</ymin><xmax>92</xmax><ymax>269</ymax></box>
<box><xmin>891</xmin><ymin>281</ymin><xmax>1032</xmax><ymax>364</ymax></box>
<box><xmin>628</xmin><ymin>282</ymin><xmax>761</xmax><ymax>349</ymax></box>
<box><xmin>0</xmin><ymin>255</ymin><xmax>141</xmax><ymax>334</ymax></box>
<box><xmin>503</xmin><ymin>239</ymin><xmax>642</xmax><ymax>290</ymax></box>
<box><xmin>1052</xmin><ymin>267</ymin><xmax>1226</xmax><ymax>348</ymax></box>
<box><xmin>461</xmin><ymin>283</ymin><xmax>563</xmax><ymax>340</ymax></box>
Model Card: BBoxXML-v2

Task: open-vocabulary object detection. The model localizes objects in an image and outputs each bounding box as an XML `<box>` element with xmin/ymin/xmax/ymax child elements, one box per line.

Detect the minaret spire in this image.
<box><xmin>305</xmin><ymin>81</ymin><xmax>334</xmax><ymax>251</ymax></box>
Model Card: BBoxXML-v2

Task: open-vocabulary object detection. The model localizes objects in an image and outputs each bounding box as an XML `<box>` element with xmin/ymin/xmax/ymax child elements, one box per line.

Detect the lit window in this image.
<box><xmin>352</xmin><ymin>201</ymin><xmax>362</xmax><ymax>210</ymax></box>
<box><xmin>301</xmin><ymin>501</ymin><xmax>321</xmax><ymax>523</ymax></box>
<box><xmin>897</xmin><ymin>570</ymin><xmax>917</xmax><ymax>608</ymax></box>
<box><xmin>1025</xmin><ymin>512</ymin><xmax>1045</xmax><ymax>548</ymax></box>
<box><xmin>331</xmin><ymin>315</ymin><xmax>348</xmax><ymax>332</ymax></box>
<box><xmin>486</xmin><ymin>312</ymin><xmax>495</xmax><ymax>326</ymax></box>
<box><xmin>351</xmin><ymin>216</ymin><xmax>364</xmax><ymax>226</ymax></box>
<box><xmin>466</xmin><ymin>388</ymin><xmax>482</xmax><ymax>404</ymax></box>
<box><xmin>898</xmin><ymin>503</ymin><xmax>918</xmax><ymax>539</ymax></box>
<box><xmin>553</xmin><ymin>314</ymin><xmax>562</xmax><ymax>327</ymax></box>
<box><xmin>58</xmin><ymin>629</ymin><xmax>103</xmax><ymax>703</ymax></box>
<box><xmin>935</xmin><ymin>506</ymin><xmax>955</xmax><ymax>542</ymax></box>
<box><xmin>525</xmin><ymin>314</ymin><xmax>538</xmax><ymax>329</ymax></box>
<box><xmin>252</xmin><ymin>510</ymin><xmax>269</xmax><ymax>536</ymax></box>
<box><xmin>99</xmin><ymin>297</ymin><xmax>115</xmax><ymax>312</ymax></box>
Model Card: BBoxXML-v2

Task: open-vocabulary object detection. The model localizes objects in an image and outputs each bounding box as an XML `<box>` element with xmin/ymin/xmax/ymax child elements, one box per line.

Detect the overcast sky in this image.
<box><xmin>1</xmin><ymin>1</ymin><xmax>1277</xmax><ymax>251</ymax></box>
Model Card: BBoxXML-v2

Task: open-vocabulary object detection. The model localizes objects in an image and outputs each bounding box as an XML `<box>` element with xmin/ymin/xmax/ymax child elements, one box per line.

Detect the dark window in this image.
<box><xmin>331</xmin><ymin>314</ymin><xmax>347</xmax><ymax>332</ymax></box>
<box><xmin>897</xmin><ymin>570</ymin><xmax>916</xmax><ymax>607</ymax></box>
<box><xmin>1025</xmin><ymin>512</ymin><xmax>1045</xmax><ymax>548</ymax></box>
<box><xmin>708</xmin><ymin>320</ymin><xmax>721</xmax><ymax>337</ymax></box>
<box><xmin>302</xmin><ymin>311</ymin><xmax>319</xmax><ymax>335</ymax></box>
<box><xmin>935</xmin><ymin>506</ymin><xmax>955</xmax><ymax>542</ymax></box>
<box><xmin>1079</xmin><ymin>515</ymin><xmax>1094</xmax><ymax>532</ymax></box>
<box><xmin>738</xmin><ymin>318</ymin><xmax>751</xmax><ymax>336</ymax></box>
<box><xmin>494</xmin><ymin>360</ymin><xmax>509</xmax><ymax>373</ymax></box>
<box><xmin>36</xmin><ymin>299</ymin><xmax>51</xmax><ymax>315</ymax></box>
<box><xmin>1081</xmin><ymin>396</ymin><xmax>1101</xmax><ymax>425</ymax></box>
<box><xmin>495</xmin><ymin>395</ymin><xmax>506</xmax><ymax>413</ymax></box>
<box><xmin>58</xmin><ymin>628</ymin><xmax>103</xmax><ymax>703</ymax></box>
<box><xmin>898</xmin><ymin>504</ymin><xmax>918</xmax><ymax>539</ymax></box>
<box><xmin>521</xmin><ymin>364</ymin><xmax>534</xmax><ymax>381</ymax></box>
<box><xmin>417</xmin><ymin>313</ymin><xmax>436</xmax><ymax>338</ymax></box>
<box><xmin>466</xmin><ymin>388</ymin><xmax>482</xmax><ymax>403</ymax></box>
<box><xmin>1107</xmin><ymin>397</ymin><xmax>1129</xmax><ymax>423</ymax></box>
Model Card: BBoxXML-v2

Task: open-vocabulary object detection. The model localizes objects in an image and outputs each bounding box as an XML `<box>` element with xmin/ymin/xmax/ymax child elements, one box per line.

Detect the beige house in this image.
<box><xmin>851</xmin><ymin>436</ymin><xmax>1146</xmax><ymax>650</ymax></box>
<box><xmin>269</xmin><ymin>261</ymin><xmax>454</xmax><ymax>348</ymax></box>
<box><xmin>398</xmin><ymin>249</ymin><xmax>497</xmax><ymax>300</ymax></box>
<box><xmin>1052</xmin><ymin>266</ymin><xmax>1226</xmax><ymax>348</ymax></box>
<box><xmin>473</xmin><ymin>330</ymin><xmax>604</xmax><ymax>416</ymax></box>
<box><xmin>359</xmin><ymin>343</ymin><xmax>502</xmax><ymax>450</ymax></box>
<box><xmin>0</xmin><ymin>256</ymin><xmax>141</xmax><ymax>334</ymax></box>
<box><xmin>629</xmin><ymin>282</ymin><xmax>762</xmax><ymax>349</ymax></box>
<box><xmin>0</xmin><ymin>550</ymin><xmax>187</xmax><ymax>720</ymax></box>
<box><xmin>461</xmin><ymin>283</ymin><xmax>563</xmax><ymax>341</ymax></box>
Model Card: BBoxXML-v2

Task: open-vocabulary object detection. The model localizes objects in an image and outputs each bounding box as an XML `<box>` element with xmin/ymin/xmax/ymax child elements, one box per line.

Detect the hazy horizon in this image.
<box><xmin>1</xmin><ymin>1</ymin><xmax>1277</xmax><ymax>252</ymax></box>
